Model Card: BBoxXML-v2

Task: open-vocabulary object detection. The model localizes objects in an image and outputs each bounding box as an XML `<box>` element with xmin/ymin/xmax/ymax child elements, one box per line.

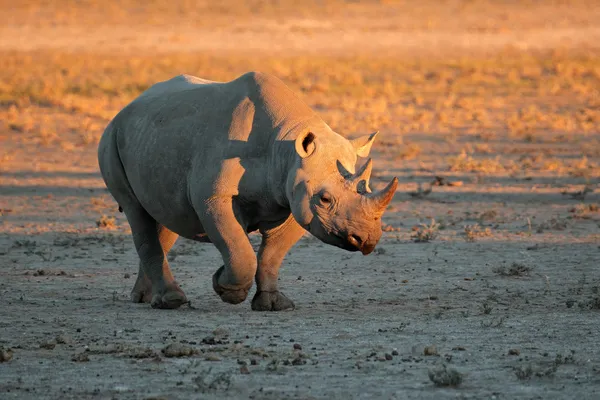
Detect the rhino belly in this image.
<box><xmin>127</xmin><ymin>177</ymin><xmax>206</xmax><ymax>240</ymax></box>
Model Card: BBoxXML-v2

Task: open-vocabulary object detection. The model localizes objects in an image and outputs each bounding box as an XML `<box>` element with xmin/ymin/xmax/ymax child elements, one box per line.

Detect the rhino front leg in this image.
<box><xmin>251</xmin><ymin>215</ymin><xmax>305</xmax><ymax>311</ymax></box>
<box><xmin>126</xmin><ymin>207</ymin><xmax>187</xmax><ymax>309</ymax></box>
<box><xmin>200</xmin><ymin>199</ymin><xmax>257</xmax><ymax>305</ymax></box>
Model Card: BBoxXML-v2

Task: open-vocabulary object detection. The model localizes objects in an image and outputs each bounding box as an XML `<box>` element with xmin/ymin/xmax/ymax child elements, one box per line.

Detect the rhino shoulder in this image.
<box><xmin>138</xmin><ymin>74</ymin><xmax>218</xmax><ymax>100</ymax></box>
<box><xmin>236</xmin><ymin>71</ymin><xmax>316</xmax><ymax>123</ymax></box>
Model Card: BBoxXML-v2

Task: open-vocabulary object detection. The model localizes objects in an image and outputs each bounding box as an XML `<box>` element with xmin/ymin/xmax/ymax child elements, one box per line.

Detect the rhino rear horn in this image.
<box><xmin>351</xmin><ymin>158</ymin><xmax>373</xmax><ymax>193</ymax></box>
<box><xmin>368</xmin><ymin>177</ymin><xmax>398</xmax><ymax>215</ymax></box>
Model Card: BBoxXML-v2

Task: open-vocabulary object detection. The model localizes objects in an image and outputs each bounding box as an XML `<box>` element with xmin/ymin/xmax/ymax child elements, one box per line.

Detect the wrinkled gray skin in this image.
<box><xmin>98</xmin><ymin>72</ymin><xmax>398</xmax><ymax>311</ymax></box>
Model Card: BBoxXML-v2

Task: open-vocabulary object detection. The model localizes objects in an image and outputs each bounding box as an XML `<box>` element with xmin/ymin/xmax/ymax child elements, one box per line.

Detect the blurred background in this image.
<box><xmin>0</xmin><ymin>0</ymin><xmax>599</xmax><ymax>234</ymax></box>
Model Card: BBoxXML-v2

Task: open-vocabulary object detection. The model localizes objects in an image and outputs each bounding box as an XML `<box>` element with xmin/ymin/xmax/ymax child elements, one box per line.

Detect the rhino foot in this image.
<box><xmin>251</xmin><ymin>291</ymin><xmax>295</xmax><ymax>312</ymax></box>
<box><xmin>212</xmin><ymin>266</ymin><xmax>251</xmax><ymax>305</ymax></box>
<box><xmin>150</xmin><ymin>285</ymin><xmax>188</xmax><ymax>309</ymax></box>
<box><xmin>131</xmin><ymin>272</ymin><xmax>152</xmax><ymax>303</ymax></box>
<box><xmin>131</xmin><ymin>288</ymin><xmax>152</xmax><ymax>304</ymax></box>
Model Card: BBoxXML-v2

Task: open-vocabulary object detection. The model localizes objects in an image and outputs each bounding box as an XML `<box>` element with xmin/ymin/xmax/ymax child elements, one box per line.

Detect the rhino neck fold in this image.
<box><xmin>267</xmin><ymin>118</ymin><xmax>316</xmax><ymax>210</ymax></box>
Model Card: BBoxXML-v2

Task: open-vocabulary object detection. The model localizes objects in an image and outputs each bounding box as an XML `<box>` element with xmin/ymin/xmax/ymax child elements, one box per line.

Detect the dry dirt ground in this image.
<box><xmin>1</xmin><ymin>1</ymin><xmax>600</xmax><ymax>399</ymax></box>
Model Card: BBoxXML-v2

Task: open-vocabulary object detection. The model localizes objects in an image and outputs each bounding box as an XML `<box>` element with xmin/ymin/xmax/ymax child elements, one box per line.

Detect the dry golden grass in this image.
<box><xmin>2</xmin><ymin>51</ymin><xmax>599</xmax><ymax>141</ymax></box>
<box><xmin>1</xmin><ymin>1</ymin><xmax>599</xmax><ymax>182</ymax></box>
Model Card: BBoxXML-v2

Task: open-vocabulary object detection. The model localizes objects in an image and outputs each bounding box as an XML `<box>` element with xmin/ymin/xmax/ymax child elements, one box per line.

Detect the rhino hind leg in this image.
<box><xmin>125</xmin><ymin>206</ymin><xmax>187</xmax><ymax>309</ymax></box>
<box><xmin>130</xmin><ymin>224</ymin><xmax>180</xmax><ymax>305</ymax></box>
<box><xmin>251</xmin><ymin>215</ymin><xmax>305</xmax><ymax>311</ymax></box>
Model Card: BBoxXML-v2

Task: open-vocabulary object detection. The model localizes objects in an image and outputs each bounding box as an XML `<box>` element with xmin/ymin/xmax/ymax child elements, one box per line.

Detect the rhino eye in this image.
<box><xmin>320</xmin><ymin>193</ymin><xmax>332</xmax><ymax>204</ymax></box>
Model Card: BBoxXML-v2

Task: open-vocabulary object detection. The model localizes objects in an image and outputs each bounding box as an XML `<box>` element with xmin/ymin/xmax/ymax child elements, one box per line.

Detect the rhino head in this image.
<box><xmin>287</xmin><ymin>130</ymin><xmax>398</xmax><ymax>255</ymax></box>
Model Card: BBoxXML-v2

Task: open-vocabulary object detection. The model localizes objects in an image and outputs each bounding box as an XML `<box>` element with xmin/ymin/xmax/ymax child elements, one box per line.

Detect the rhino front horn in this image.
<box><xmin>368</xmin><ymin>177</ymin><xmax>398</xmax><ymax>214</ymax></box>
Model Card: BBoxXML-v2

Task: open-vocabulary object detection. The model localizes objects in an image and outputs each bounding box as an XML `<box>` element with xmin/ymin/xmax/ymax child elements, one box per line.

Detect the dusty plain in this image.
<box><xmin>1</xmin><ymin>1</ymin><xmax>600</xmax><ymax>399</ymax></box>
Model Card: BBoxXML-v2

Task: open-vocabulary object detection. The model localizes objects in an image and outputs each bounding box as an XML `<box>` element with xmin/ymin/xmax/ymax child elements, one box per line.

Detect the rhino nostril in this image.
<box><xmin>348</xmin><ymin>234</ymin><xmax>363</xmax><ymax>248</ymax></box>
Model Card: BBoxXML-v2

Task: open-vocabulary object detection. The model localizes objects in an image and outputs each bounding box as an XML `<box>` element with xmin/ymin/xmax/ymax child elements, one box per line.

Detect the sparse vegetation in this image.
<box><xmin>480</xmin><ymin>301</ymin><xmax>494</xmax><ymax>315</ymax></box>
<box><xmin>397</xmin><ymin>143</ymin><xmax>422</xmax><ymax>160</ymax></box>
<box><xmin>411</xmin><ymin>219</ymin><xmax>440</xmax><ymax>243</ymax></box>
<box><xmin>193</xmin><ymin>368</ymin><xmax>232</xmax><ymax>393</ymax></box>
<box><xmin>493</xmin><ymin>263</ymin><xmax>533</xmax><ymax>277</ymax></box>
<box><xmin>514</xmin><ymin>365</ymin><xmax>533</xmax><ymax>380</ymax></box>
<box><xmin>514</xmin><ymin>352</ymin><xmax>576</xmax><ymax>380</ymax></box>
<box><xmin>428</xmin><ymin>364</ymin><xmax>464</xmax><ymax>387</ymax></box>
<box><xmin>96</xmin><ymin>215</ymin><xmax>116</xmax><ymax>229</ymax></box>
<box><xmin>464</xmin><ymin>223</ymin><xmax>492</xmax><ymax>242</ymax></box>
<box><xmin>480</xmin><ymin>316</ymin><xmax>506</xmax><ymax>328</ymax></box>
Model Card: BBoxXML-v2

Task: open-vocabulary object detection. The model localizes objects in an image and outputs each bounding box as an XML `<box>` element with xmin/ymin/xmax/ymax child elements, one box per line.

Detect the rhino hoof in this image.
<box><xmin>150</xmin><ymin>287</ymin><xmax>188</xmax><ymax>309</ymax></box>
<box><xmin>251</xmin><ymin>291</ymin><xmax>295</xmax><ymax>312</ymax></box>
<box><xmin>212</xmin><ymin>266</ymin><xmax>251</xmax><ymax>305</ymax></box>
<box><xmin>131</xmin><ymin>289</ymin><xmax>152</xmax><ymax>304</ymax></box>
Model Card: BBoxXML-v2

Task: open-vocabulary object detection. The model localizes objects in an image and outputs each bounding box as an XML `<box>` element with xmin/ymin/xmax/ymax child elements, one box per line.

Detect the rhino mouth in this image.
<box><xmin>334</xmin><ymin>233</ymin><xmax>376</xmax><ymax>255</ymax></box>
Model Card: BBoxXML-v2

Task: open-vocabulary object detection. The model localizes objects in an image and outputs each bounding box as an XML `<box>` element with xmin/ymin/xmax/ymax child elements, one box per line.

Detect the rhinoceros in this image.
<box><xmin>98</xmin><ymin>72</ymin><xmax>398</xmax><ymax>311</ymax></box>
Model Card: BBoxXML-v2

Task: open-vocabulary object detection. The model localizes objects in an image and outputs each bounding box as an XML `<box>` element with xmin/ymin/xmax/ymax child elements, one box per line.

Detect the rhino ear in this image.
<box><xmin>295</xmin><ymin>131</ymin><xmax>316</xmax><ymax>158</ymax></box>
<box><xmin>351</xmin><ymin>131</ymin><xmax>378</xmax><ymax>158</ymax></box>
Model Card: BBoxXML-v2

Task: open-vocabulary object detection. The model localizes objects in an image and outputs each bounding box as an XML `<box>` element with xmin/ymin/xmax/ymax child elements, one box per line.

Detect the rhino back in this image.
<box><xmin>108</xmin><ymin>72</ymin><xmax>318</xmax><ymax>237</ymax></box>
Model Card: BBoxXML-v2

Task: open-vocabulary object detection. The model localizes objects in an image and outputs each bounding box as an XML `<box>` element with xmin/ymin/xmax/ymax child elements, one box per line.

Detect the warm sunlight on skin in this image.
<box><xmin>0</xmin><ymin>1</ymin><xmax>599</xmax><ymax>398</ymax></box>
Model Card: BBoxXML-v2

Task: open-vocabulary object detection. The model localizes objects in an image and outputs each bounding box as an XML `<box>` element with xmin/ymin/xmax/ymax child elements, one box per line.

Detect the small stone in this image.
<box><xmin>55</xmin><ymin>334</ymin><xmax>70</xmax><ymax>344</ymax></box>
<box><xmin>240</xmin><ymin>365</ymin><xmax>250</xmax><ymax>374</ymax></box>
<box><xmin>40</xmin><ymin>341</ymin><xmax>56</xmax><ymax>350</ymax></box>
<box><xmin>161</xmin><ymin>343</ymin><xmax>198</xmax><ymax>358</ymax></box>
<box><xmin>0</xmin><ymin>347</ymin><xmax>13</xmax><ymax>362</ymax></box>
<box><xmin>71</xmin><ymin>353</ymin><xmax>89</xmax><ymax>362</ymax></box>
<box><xmin>508</xmin><ymin>349</ymin><xmax>520</xmax><ymax>356</ymax></box>
<box><xmin>293</xmin><ymin>343</ymin><xmax>302</xmax><ymax>350</ymax></box>
<box><xmin>391</xmin><ymin>350</ymin><xmax>399</xmax><ymax>356</ymax></box>
<box><xmin>385</xmin><ymin>353</ymin><xmax>393</xmax><ymax>361</ymax></box>
<box><xmin>424</xmin><ymin>345</ymin><xmax>438</xmax><ymax>356</ymax></box>
<box><xmin>452</xmin><ymin>346</ymin><xmax>466</xmax><ymax>351</ymax></box>
<box><xmin>124</xmin><ymin>273</ymin><xmax>131</xmax><ymax>279</ymax></box>
<box><xmin>212</xmin><ymin>327</ymin><xmax>229</xmax><ymax>338</ymax></box>
<box><xmin>250</xmin><ymin>358</ymin><xmax>258</xmax><ymax>365</ymax></box>
<box><xmin>204</xmin><ymin>354</ymin><xmax>221</xmax><ymax>361</ymax></box>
